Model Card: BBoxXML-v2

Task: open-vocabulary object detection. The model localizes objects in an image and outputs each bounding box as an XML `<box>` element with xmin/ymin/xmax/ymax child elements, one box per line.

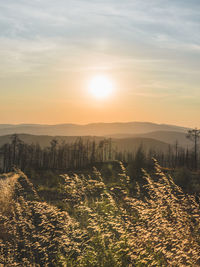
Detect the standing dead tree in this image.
<box><xmin>186</xmin><ymin>128</ymin><xmax>200</xmax><ymax>170</ymax></box>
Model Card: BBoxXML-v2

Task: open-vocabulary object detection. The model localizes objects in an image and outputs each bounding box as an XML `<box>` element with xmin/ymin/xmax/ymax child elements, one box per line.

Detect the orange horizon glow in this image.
<box><xmin>1</xmin><ymin>1</ymin><xmax>200</xmax><ymax>128</ymax></box>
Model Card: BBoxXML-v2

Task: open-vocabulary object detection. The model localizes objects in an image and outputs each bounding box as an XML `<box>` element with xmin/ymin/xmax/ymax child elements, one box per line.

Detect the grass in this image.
<box><xmin>0</xmin><ymin>160</ymin><xmax>200</xmax><ymax>266</ymax></box>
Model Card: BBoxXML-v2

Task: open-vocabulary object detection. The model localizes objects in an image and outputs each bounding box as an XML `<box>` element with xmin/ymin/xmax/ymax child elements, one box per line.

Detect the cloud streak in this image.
<box><xmin>0</xmin><ymin>0</ymin><xmax>200</xmax><ymax>125</ymax></box>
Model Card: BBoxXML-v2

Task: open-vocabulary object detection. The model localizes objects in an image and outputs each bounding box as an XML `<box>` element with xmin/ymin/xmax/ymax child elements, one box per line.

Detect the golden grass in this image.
<box><xmin>0</xmin><ymin>161</ymin><xmax>200</xmax><ymax>266</ymax></box>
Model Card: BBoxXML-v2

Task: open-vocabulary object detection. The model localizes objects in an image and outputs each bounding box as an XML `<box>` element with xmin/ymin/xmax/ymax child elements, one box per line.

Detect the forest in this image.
<box><xmin>1</xmin><ymin>131</ymin><xmax>200</xmax><ymax>193</ymax></box>
<box><xmin>1</xmin><ymin>130</ymin><xmax>200</xmax><ymax>171</ymax></box>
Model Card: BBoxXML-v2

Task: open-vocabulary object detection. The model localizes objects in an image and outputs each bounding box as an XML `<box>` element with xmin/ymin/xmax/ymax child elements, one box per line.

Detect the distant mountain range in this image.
<box><xmin>0</xmin><ymin>122</ymin><xmax>191</xmax><ymax>152</ymax></box>
<box><xmin>0</xmin><ymin>122</ymin><xmax>189</xmax><ymax>136</ymax></box>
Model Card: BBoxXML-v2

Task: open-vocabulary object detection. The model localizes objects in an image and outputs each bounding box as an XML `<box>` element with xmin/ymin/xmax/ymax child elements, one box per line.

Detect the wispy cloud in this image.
<box><xmin>0</xmin><ymin>0</ymin><xmax>200</xmax><ymax>98</ymax></box>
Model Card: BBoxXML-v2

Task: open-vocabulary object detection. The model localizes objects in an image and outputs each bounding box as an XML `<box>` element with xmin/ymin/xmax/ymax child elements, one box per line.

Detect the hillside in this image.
<box><xmin>0</xmin><ymin>122</ymin><xmax>189</xmax><ymax>136</ymax></box>
<box><xmin>113</xmin><ymin>137</ymin><xmax>169</xmax><ymax>153</ymax></box>
<box><xmin>0</xmin><ymin>134</ymin><xmax>103</xmax><ymax>148</ymax></box>
<box><xmin>0</xmin><ymin>134</ymin><xmax>170</xmax><ymax>153</ymax></box>
<box><xmin>139</xmin><ymin>131</ymin><xmax>191</xmax><ymax>148</ymax></box>
<box><xmin>108</xmin><ymin>131</ymin><xmax>191</xmax><ymax>148</ymax></box>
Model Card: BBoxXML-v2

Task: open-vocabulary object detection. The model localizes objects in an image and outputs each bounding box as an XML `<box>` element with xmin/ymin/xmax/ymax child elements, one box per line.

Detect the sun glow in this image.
<box><xmin>88</xmin><ymin>75</ymin><xmax>114</xmax><ymax>99</ymax></box>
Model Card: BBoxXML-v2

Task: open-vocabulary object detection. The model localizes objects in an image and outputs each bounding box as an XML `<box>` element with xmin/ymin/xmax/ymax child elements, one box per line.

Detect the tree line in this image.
<box><xmin>0</xmin><ymin>128</ymin><xmax>200</xmax><ymax>173</ymax></box>
<box><xmin>0</xmin><ymin>135</ymin><xmax>113</xmax><ymax>172</ymax></box>
<box><xmin>117</xmin><ymin>128</ymin><xmax>200</xmax><ymax>171</ymax></box>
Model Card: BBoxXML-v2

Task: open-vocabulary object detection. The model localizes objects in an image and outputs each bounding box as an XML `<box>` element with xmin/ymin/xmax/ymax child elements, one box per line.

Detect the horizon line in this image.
<box><xmin>0</xmin><ymin>121</ymin><xmax>191</xmax><ymax>128</ymax></box>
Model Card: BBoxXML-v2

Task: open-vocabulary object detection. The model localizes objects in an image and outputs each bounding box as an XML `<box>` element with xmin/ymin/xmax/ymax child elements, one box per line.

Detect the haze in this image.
<box><xmin>0</xmin><ymin>0</ymin><xmax>200</xmax><ymax>127</ymax></box>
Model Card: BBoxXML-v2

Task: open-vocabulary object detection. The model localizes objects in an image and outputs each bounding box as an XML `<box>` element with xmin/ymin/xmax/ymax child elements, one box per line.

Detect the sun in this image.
<box><xmin>88</xmin><ymin>75</ymin><xmax>114</xmax><ymax>99</ymax></box>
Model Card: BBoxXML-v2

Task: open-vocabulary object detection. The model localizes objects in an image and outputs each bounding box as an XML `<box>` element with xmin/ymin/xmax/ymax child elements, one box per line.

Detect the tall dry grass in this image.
<box><xmin>0</xmin><ymin>161</ymin><xmax>199</xmax><ymax>266</ymax></box>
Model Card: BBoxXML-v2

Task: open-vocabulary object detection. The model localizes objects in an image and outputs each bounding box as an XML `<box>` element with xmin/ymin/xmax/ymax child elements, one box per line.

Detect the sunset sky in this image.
<box><xmin>0</xmin><ymin>0</ymin><xmax>200</xmax><ymax>127</ymax></box>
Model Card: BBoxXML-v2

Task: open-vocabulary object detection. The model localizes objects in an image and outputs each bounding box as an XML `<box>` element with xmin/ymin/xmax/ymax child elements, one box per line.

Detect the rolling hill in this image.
<box><xmin>0</xmin><ymin>122</ymin><xmax>189</xmax><ymax>137</ymax></box>
<box><xmin>113</xmin><ymin>137</ymin><xmax>169</xmax><ymax>153</ymax></box>
<box><xmin>108</xmin><ymin>131</ymin><xmax>191</xmax><ymax>148</ymax></box>
<box><xmin>0</xmin><ymin>134</ymin><xmax>103</xmax><ymax>148</ymax></box>
<box><xmin>0</xmin><ymin>134</ymin><xmax>170</xmax><ymax>154</ymax></box>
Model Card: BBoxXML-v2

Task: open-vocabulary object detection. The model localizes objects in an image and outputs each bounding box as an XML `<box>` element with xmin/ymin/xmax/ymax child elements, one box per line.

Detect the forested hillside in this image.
<box><xmin>109</xmin><ymin>131</ymin><xmax>192</xmax><ymax>148</ymax></box>
<box><xmin>0</xmin><ymin>134</ymin><xmax>168</xmax><ymax>151</ymax></box>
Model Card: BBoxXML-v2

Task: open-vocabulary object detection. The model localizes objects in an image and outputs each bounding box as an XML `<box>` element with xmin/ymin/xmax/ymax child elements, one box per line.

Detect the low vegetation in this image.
<box><xmin>0</xmin><ymin>160</ymin><xmax>200</xmax><ymax>266</ymax></box>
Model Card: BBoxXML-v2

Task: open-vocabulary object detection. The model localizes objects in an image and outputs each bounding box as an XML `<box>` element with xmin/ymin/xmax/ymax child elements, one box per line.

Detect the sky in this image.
<box><xmin>0</xmin><ymin>0</ymin><xmax>200</xmax><ymax>127</ymax></box>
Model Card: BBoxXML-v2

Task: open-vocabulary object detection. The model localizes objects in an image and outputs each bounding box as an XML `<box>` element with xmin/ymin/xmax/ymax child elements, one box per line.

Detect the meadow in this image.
<box><xmin>0</xmin><ymin>160</ymin><xmax>200</xmax><ymax>266</ymax></box>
